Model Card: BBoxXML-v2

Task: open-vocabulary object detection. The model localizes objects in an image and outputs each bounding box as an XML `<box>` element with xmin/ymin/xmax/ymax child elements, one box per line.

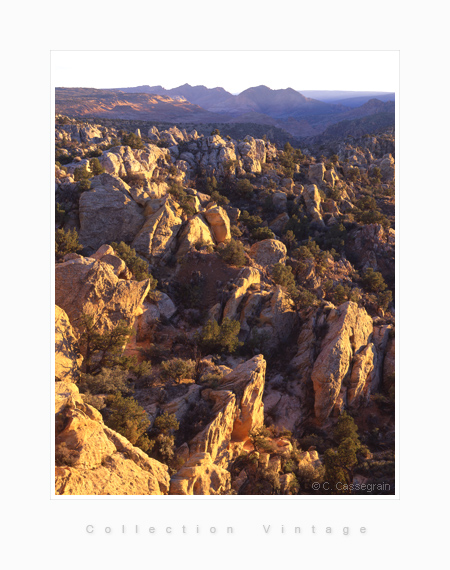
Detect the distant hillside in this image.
<box><xmin>300</xmin><ymin>90</ymin><xmax>395</xmax><ymax>107</ymax></box>
<box><xmin>55</xmin><ymin>87</ymin><xmax>226</xmax><ymax>122</ymax></box>
<box><xmin>56</xmin><ymin>86</ymin><xmax>395</xmax><ymax>138</ymax></box>
<box><xmin>118</xmin><ymin>83</ymin><xmax>234</xmax><ymax>110</ymax></box>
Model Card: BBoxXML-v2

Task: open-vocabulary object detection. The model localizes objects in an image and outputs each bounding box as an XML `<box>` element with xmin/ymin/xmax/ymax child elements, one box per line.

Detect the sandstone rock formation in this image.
<box><xmin>132</xmin><ymin>197</ymin><xmax>183</xmax><ymax>261</ymax></box>
<box><xmin>79</xmin><ymin>174</ymin><xmax>145</xmax><ymax>251</ymax></box>
<box><xmin>249</xmin><ymin>239</ymin><xmax>287</xmax><ymax>269</ymax></box>
<box><xmin>204</xmin><ymin>206</ymin><xmax>231</xmax><ymax>243</ymax></box>
<box><xmin>55</xmin><ymin>257</ymin><xmax>151</xmax><ymax>334</ymax></box>
<box><xmin>54</xmin><ymin>309</ymin><xmax>170</xmax><ymax>495</ymax></box>
<box><xmin>311</xmin><ymin>302</ymin><xmax>373</xmax><ymax>422</ymax></box>
<box><xmin>169</xmin><ymin>452</ymin><xmax>230</xmax><ymax>495</ymax></box>
<box><xmin>176</xmin><ymin>215</ymin><xmax>215</xmax><ymax>257</ymax></box>
<box><xmin>55</xmin><ymin>305</ymin><xmax>82</xmax><ymax>382</ymax></box>
<box><xmin>55</xmin><ymin>380</ymin><xmax>170</xmax><ymax>495</ymax></box>
<box><xmin>170</xmin><ymin>355</ymin><xmax>266</xmax><ymax>494</ymax></box>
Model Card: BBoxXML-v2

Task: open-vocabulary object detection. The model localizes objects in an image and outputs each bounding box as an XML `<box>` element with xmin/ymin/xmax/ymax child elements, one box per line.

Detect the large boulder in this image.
<box><xmin>204</xmin><ymin>206</ymin><xmax>231</xmax><ymax>243</ymax></box>
<box><xmin>249</xmin><ymin>239</ymin><xmax>287</xmax><ymax>268</ymax></box>
<box><xmin>185</xmin><ymin>355</ymin><xmax>266</xmax><ymax>464</ymax></box>
<box><xmin>308</xmin><ymin>163</ymin><xmax>326</xmax><ymax>186</ymax></box>
<box><xmin>55</xmin><ymin>258</ymin><xmax>151</xmax><ymax>335</ymax></box>
<box><xmin>258</xmin><ymin>286</ymin><xmax>298</xmax><ymax>348</ymax></box>
<box><xmin>78</xmin><ymin>174</ymin><xmax>145</xmax><ymax>250</ymax></box>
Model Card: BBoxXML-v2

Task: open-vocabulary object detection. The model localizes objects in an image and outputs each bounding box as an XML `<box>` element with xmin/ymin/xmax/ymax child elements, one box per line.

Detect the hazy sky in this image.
<box><xmin>52</xmin><ymin>51</ymin><xmax>399</xmax><ymax>93</ymax></box>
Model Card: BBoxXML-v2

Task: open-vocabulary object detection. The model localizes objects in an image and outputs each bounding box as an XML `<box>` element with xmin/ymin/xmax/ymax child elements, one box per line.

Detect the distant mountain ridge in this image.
<box><xmin>56</xmin><ymin>84</ymin><xmax>395</xmax><ymax>138</ymax></box>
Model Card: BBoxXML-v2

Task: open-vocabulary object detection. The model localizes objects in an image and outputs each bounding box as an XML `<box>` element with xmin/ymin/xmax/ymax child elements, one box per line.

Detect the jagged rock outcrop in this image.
<box><xmin>79</xmin><ymin>174</ymin><xmax>145</xmax><ymax>250</ymax></box>
<box><xmin>132</xmin><ymin>197</ymin><xmax>183</xmax><ymax>261</ymax></box>
<box><xmin>347</xmin><ymin>223</ymin><xmax>395</xmax><ymax>278</ymax></box>
<box><xmin>55</xmin><ymin>381</ymin><xmax>170</xmax><ymax>495</ymax></box>
<box><xmin>99</xmin><ymin>145</ymin><xmax>168</xmax><ymax>180</ymax></box>
<box><xmin>170</xmin><ymin>356</ymin><xmax>266</xmax><ymax>494</ymax></box>
<box><xmin>303</xmin><ymin>184</ymin><xmax>325</xmax><ymax>227</ymax></box>
<box><xmin>223</xmin><ymin>267</ymin><xmax>260</xmax><ymax>321</ymax></box>
<box><xmin>55</xmin><ymin>257</ymin><xmax>150</xmax><ymax>334</ymax></box>
<box><xmin>257</xmin><ymin>286</ymin><xmax>298</xmax><ymax>348</ymax></box>
<box><xmin>308</xmin><ymin>162</ymin><xmax>326</xmax><ymax>186</ymax></box>
<box><xmin>291</xmin><ymin>302</ymin><xmax>382</xmax><ymax>423</ymax></box>
<box><xmin>176</xmin><ymin>215</ymin><xmax>215</xmax><ymax>257</ymax></box>
<box><xmin>169</xmin><ymin>452</ymin><xmax>231</xmax><ymax>495</ymax></box>
<box><xmin>311</xmin><ymin>302</ymin><xmax>373</xmax><ymax>422</ymax></box>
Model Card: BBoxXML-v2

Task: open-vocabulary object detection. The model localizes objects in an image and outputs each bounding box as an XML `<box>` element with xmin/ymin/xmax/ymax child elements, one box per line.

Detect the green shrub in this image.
<box><xmin>111</xmin><ymin>241</ymin><xmax>157</xmax><ymax>286</ymax></box>
<box><xmin>333</xmin><ymin>412</ymin><xmax>360</xmax><ymax>447</ymax></box>
<box><xmin>154</xmin><ymin>411</ymin><xmax>179</xmax><ymax>434</ymax></box>
<box><xmin>218</xmin><ymin>239</ymin><xmax>246</xmax><ymax>267</ymax></box>
<box><xmin>121</xmin><ymin>132</ymin><xmax>144</xmax><ymax>149</ymax></box>
<box><xmin>77</xmin><ymin>179</ymin><xmax>91</xmax><ymax>192</ymax></box>
<box><xmin>236</xmin><ymin>178</ymin><xmax>254</xmax><ymax>198</ymax></box>
<box><xmin>240</xmin><ymin>211</ymin><xmax>263</xmax><ymax>230</ymax></box>
<box><xmin>168</xmin><ymin>181</ymin><xmax>197</xmax><ymax>217</ymax></box>
<box><xmin>360</xmin><ymin>267</ymin><xmax>387</xmax><ymax>293</ymax></box>
<box><xmin>197</xmin><ymin>318</ymin><xmax>242</xmax><ymax>355</ymax></box>
<box><xmin>249</xmin><ymin>426</ymin><xmax>275</xmax><ymax>453</ymax></box>
<box><xmin>210</xmin><ymin>190</ymin><xmax>230</xmax><ymax>206</ymax></box>
<box><xmin>73</xmin><ymin>165</ymin><xmax>92</xmax><ymax>181</ymax></box>
<box><xmin>89</xmin><ymin>157</ymin><xmax>105</xmax><ymax>176</ymax></box>
<box><xmin>272</xmin><ymin>263</ymin><xmax>298</xmax><ymax>298</ymax></box>
<box><xmin>103</xmin><ymin>392</ymin><xmax>150</xmax><ymax>446</ymax></box>
<box><xmin>55</xmin><ymin>228</ymin><xmax>83</xmax><ymax>260</ymax></box>
<box><xmin>78</xmin><ymin>366</ymin><xmax>134</xmax><ymax>396</ymax></box>
<box><xmin>252</xmin><ymin>227</ymin><xmax>275</xmax><ymax>241</ymax></box>
<box><xmin>55</xmin><ymin>202</ymin><xmax>66</xmax><ymax>225</ymax></box>
<box><xmin>160</xmin><ymin>358</ymin><xmax>196</xmax><ymax>383</ymax></box>
<box><xmin>78</xmin><ymin>314</ymin><xmax>134</xmax><ymax>375</ymax></box>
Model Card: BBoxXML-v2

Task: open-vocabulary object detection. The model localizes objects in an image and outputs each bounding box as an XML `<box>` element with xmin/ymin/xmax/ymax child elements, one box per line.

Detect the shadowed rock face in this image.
<box><xmin>55</xmin><ymin>305</ymin><xmax>82</xmax><ymax>382</ymax></box>
<box><xmin>79</xmin><ymin>174</ymin><xmax>145</xmax><ymax>251</ymax></box>
<box><xmin>55</xmin><ymin>258</ymin><xmax>151</xmax><ymax>334</ymax></box>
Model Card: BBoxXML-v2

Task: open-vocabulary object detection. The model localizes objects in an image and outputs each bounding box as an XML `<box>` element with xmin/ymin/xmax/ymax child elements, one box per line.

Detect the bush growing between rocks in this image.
<box><xmin>73</xmin><ymin>165</ymin><xmax>92</xmax><ymax>181</ymax></box>
<box><xmin>111</xmin><ymin>241</ymin><xmax>157</xmax><ymax>287</ymax></box>
<box><xmin>218</xmin><ymin>239</ymin><xmax>246</xmax><ymax>267</ymax></box>
<box><xmin>272</xmin><ymin>263</ymin><xmax>298</xmax><ymax>298</ymax></box>
<box><xmin>121</xmin><ymin>132</ymin><xmax>144</xmax><ymax>149</ymax></box>
<box><xmin>103</xmin><ymin>392</ymin><xmax>152</xmax><ymax>452</ymax></box>
<box><xmin>160</xmin><ymin>358</ymin><xmax>196</xmax><ymax>383</ymax></box>
<box><xmin>210</xmin><ymin>190</ymin><xmax>230</xmax><ymax>206</ymax></box>
<box><xmin>252</xmin><ymin>226</ymin><xmax>275</xmax><ymax>241</ymax></box>
<box><xmin>236</xmin><ymin>178</ymin><xmax>254</xmax><ymax>198</ymax></box>
<box><xmin>360</xmin><ymin>267</ymin><xmax>387</xmax><ymax>293</ymax></box>
<box><xmin>197</xmin><ymin>318</ymin><xmax>242</xmax><ymax>355</ymax></box>
<box><xmin>77</xmin><ymin>179</ymin><xmax>91</xmax><ymax>192</ymax></box>
<box><xmin>78</xmin><ymin>314</ymin><xmax>134</xmax><ymax>375</ymax></box>
<box><xmin>55</xmin><ymin>228</ymin><xmax>83</xmax><ymax>260</ymax></box>
<box><xmin>89</xmin><ymin>157</ymin><xmax>105</xmax><ymax>176</ymax></box>
<box><xmin>78</xmin><ymin>366</ymin><xmax>134</xmax><ymax>397</ymax></box>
